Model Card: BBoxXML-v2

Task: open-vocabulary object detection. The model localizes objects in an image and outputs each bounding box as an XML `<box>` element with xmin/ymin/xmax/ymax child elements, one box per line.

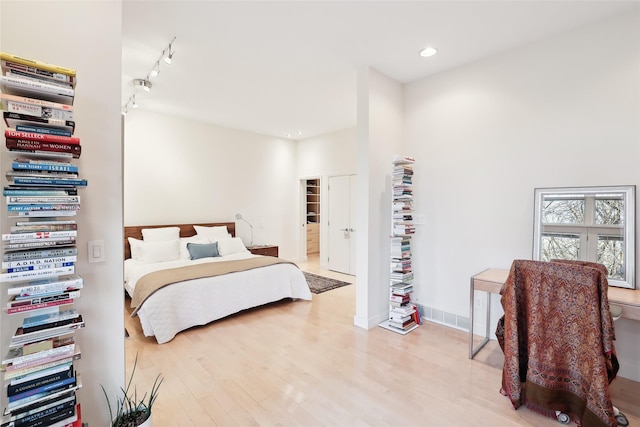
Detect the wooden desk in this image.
<box><xmin>469</xmin><ymin>268</ymin><xmax>640</xmax><ymax>359</ymax></box>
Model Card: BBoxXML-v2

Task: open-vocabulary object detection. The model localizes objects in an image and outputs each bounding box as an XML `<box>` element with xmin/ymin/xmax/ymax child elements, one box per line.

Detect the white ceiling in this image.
<box><xmin>122</xmin><ymin>1</ymin><xmax>638</xmax><ymax>140</ymax></box>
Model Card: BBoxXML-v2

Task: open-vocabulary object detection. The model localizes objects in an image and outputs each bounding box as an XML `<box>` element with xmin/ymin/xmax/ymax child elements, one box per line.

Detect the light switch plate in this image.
<box><xmin>88</xmin><ymin>240</ymin><xmax>105</xmax><ymax>263</ymax></box>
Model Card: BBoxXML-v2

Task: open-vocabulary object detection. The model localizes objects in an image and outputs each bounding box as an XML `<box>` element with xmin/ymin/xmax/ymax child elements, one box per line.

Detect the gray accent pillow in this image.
<box><xmin>187</xmin><ymin>241</ymin><xmax>219</xmax><ymax>260</ymax></box>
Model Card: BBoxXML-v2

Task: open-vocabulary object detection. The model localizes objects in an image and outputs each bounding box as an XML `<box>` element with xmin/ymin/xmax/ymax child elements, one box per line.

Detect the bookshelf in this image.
<box><xmin>306</xmin><ymin>179</ymin><xmax>320</xmax><ymax>254</ymax></box>
<box><xmin>379</xmin><ymin>156</ymin><xmax>420</xmax><ymax>334</ymax></box>
<box><xmin>0</xmin><ymin>52</ymin><xmax>84</xmax><ymax>426</ymax></box>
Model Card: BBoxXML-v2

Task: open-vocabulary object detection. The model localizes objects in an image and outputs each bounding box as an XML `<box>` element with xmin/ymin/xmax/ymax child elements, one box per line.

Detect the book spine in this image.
<box><xmin>8</xmin><ymin>376</ymin><xmax>76</xmax><ymax>402</ymax></box>
<box><xmin>14</xmin><ymin>126</ymin><xmax>72</xmax><ymax>138</ymax></box>
<box><xmin>7</xmin><ymin>205</ymin><xmax>80</xmax><ymax>212</ymax></box>
<box><xmin>3</xmin><ymin>231</ymin><xmax>78</xmax><ymax>240</ymax></box>
<box><xmin>5</xmin><ymin>385</ymin><xmax>78</xmax><ymax>413</ymax></box>
<box><xmin>3</xmin><ymin>358</ymin><xmax>74</xmax><ymax>381</ymax></box>
<box><xmin>3</xmin><ymin>240</ymin><xmax>76</xmax><ymax>252</ymax></box>
<box><xmin>11</xmin><ymin>211</ymin><xmax>77</xmax><ymax>218</ymax></box>
<box><xmin>4</xmin><ymin>352</ymin><xmax>80</xmax><ymax>373</ymax></box>
<box><xmin>2</xmin><ymin>247</ymin><xmax>78</xmax><ymax>262</ymax></box>
<box><xmin>3</xmin><ymin>190</ymin><xmax>74</xmax><ymax>196</ymax></box>
<box><xmin>4</xmin><ymin>112</ymin><xmax>75</xmax><ymax>129</ymax></box>
<box><xmin>5</xmin><ymin>70</ymin><xmax>73</xmax><ymax>91</ymax></box>
<box><xmin>11</xmin><ymin>224</ymin><xmax>78</xmax><ymax>232</ymax></box>
<box><xmin>9</xmin><ymin>290</ymin><xmax>79</xmax><ymax>306</ymax></box>
<box><xmin>6</xmin><ymin>140</ymin><xmax>81</xmax><ymax>157</ymax></box>
<box><xmin>1</xmin><ymin>59</ymin><xmax>76</xmax><ymax>84</ymax></box>
<box><xmin>8</xmin><ymin>196</ymin><xmax>80</xmax><ymax>204</ymax></box>
<box><xmin>11</xmin><ymin>178</ymin><xmax>86</xmax><ymax>187</ymax></box>
<box><xmin>7</xmin><ymin>299</ymin><xmax>74</xmax><ymax>315</ymax></box>
<box><xmin>7</xmin><ymin>263</ymin><xmax>74</xmax><ymax>273</ymax></box>
<box><xmin>0</xmin><ymin>53</ymin><xmax>76</xmax><ymax>77</ymax></box>
<box><xmin>23</xmin><ymin>310</ymin><xmax>78</xmax><ymax>328</ymax></box>
<box><xmin>0</xmin><ymin>75</ymin><xmax>75</xmax><ymax>97</ymax></box>
<box><xmin>2</xmin><ymin>99</ymin><xmax>74</xmax><ymax>121</ymax></box>
<box><xmin>5</xmin><ymin>129</ymin><xmax>80</xmax><ymax>144</ymax></box>
<box><xmin>9</xmin><ymin>399</ymin><xmax>75</xmax><ymax>427</ymax></box>
<box><xmin>3</xmin><ymin>256</ymin><xmax>77</xmax><ymax>269</ymax></box>
<box><xmin>8</xmin><ymin>279</ymin><xmax>83</xmax><ymax>297</ymax></box>
<box><xmin>21</xmin><ymin>317</ymin><xmax>79</xmax><ymax>334</ymax></box>
<box><xmin>8</xmin><ymin>365</ymin><xmax>73</xmax><ymax>396</ymax></box>
<box><xmin>12</xmin><ymin>163</ymin><xmax>78</xmax><ymax>173</ymax></box>
<box><xmin>1</xmin><ymin>266</ymin><xmax>75</xmax><ymax>282</ymax></box>
<box><xmin>4</xmin><ymin>344</ymin><xmax>75</xmax><ymax>367</ymax></box>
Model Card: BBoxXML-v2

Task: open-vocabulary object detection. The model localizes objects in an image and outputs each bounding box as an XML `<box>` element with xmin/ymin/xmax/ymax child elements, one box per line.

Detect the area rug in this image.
<box><xmin>303</xmin><ymin>272</ymin><xmax>351</xmax><ymax>294</ymax></box>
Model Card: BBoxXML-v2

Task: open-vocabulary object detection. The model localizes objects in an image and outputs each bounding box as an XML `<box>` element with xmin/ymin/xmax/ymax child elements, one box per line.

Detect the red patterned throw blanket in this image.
<box><xmin>495</xmin><ymin>260</ymin><xmax>618</xmax><ymax>427</ymax></box>
<box><xmin>130</xmin><ymin>257</ymin><xmax>296</xmax><ymax>316</ymax></box>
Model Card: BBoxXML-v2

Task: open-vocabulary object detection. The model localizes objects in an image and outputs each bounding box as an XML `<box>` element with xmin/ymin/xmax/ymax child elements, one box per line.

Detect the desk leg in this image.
<box><xmin>469</xmin><ymin>283</ymin><xmax>491</xmax><ymax>359</ymax></box>
<box><xmin>469</xmin><ymin>276</ymin><xmax>475</xmax><ymax>358</ymax></box>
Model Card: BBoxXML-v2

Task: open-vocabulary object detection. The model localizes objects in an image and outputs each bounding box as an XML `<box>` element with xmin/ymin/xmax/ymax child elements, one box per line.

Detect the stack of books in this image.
<box><xmin>381</xmin><ymin>156</ymin><xmax>421</xmax><ymax>334</ymax></box>
<box><xmin>1</xmin><ymin>51</ymin><xmax>83</xmax><ymax>427</ymax></box>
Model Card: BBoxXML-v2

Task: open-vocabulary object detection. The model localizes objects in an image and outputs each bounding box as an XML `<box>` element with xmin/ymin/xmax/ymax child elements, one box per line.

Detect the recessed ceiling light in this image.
<box><xmin>419</xmin><ymin>47</ymin><xmax>438</xmax><ymax>58</ymax></box>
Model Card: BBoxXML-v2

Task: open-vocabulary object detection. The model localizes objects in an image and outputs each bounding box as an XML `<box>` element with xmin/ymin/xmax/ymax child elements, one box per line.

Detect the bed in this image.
<box><xmin>123</xmin><ymin>222</ymin><xmax>312</xmax><ymax>344</ymax></box>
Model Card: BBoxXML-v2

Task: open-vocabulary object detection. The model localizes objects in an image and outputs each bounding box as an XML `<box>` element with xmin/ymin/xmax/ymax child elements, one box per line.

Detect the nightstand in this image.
<box><xmin>247</xmin><ymin>245</ymin><xmax>279</xmax><ymax>257</ymax></box>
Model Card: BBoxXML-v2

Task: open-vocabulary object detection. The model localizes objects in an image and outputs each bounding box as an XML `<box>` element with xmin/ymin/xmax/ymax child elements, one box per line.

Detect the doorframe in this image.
<box><xmin>327</xmin><ymin>173</ymin><xmax>357</xmax><ymax>275</ymax></box>
<box><xmin>299</xmin><ymin>176</ymin><xmax>321</xmax><ymax>262</ymax></box>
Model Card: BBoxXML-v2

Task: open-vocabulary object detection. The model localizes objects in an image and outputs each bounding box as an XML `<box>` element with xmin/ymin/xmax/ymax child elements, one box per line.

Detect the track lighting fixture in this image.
<box><xmin>149</xmin><ymin>62</ymin><xmax>160</xmax><ymax>78</ymax></box>
<box><xmin>133</xmin><ymin>78</ymin><xmax>152</xmax><ymax>92</ymax></box>
<box><xmin>122</xmin><ymin>36</ymin><xmax>176</xmax><ymax>114</ymax></box>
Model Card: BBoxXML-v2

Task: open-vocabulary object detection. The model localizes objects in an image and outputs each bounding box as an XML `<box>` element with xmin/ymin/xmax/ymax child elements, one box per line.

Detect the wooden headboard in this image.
<box><xmin>123</xmin><ymin>222</ymin><xmax>236</xmax><ymax>260</ymax></box>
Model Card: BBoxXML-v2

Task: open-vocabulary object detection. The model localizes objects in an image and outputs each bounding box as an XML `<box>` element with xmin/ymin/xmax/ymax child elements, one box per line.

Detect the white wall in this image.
<box><xmin>404</xmin><ymin>12</ymin><xmax>640</xmax><ymax>380</ymax></box>
<box><xmin>296</xmin><ymin>127</ymin><xmax>357</xmax><ymax>265</ymax></box>
<box><xmin>0</xmin><ymin>1</ymin><xmax>125</xmax><ymax>424</ymax></box>
<box><xmin>354</xmin><ymin>68</ymin><xmax>405</xmax><ymax>328</ymax></box>
<box><xmin>124</xmin><ymin>110</ymin><xmax>300</xmax><ymax>259</ymax></box>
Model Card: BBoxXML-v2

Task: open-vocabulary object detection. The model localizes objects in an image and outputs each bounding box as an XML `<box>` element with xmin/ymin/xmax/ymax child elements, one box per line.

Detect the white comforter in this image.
<box><xmin>124</xmin><ymin>253</ymin><xmax>312</xmax><ymax>344</ymax></box>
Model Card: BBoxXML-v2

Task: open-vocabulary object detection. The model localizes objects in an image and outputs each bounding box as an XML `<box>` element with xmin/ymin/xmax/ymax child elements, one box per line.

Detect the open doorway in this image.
<box><xmin>301</xmin><ymin>177</ymin><xmax>321</xmax><ymax>266</ymax></box>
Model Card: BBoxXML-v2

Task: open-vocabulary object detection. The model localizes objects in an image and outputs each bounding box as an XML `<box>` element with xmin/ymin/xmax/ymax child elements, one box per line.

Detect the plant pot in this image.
<box><xmin>112</xmin><ymin>410</ymin><xmax>152</xmax><ymax>427</ymax></box>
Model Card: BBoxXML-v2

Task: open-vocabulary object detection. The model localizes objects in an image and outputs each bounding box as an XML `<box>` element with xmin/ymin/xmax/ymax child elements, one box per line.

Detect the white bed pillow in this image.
<box><xmin>128</xmin><ymin>237</ymin><xmax>144</xmax><ymax>260</ymax></box>
<box><xmin>179</xmin><ymin>235</ymin><xmax>211</xmax><ymax>259</ymax></box>
<box><xmin>130</xmin><ymin>238</ymin><xmax>180</xmax><ymax>263</ymax></box>
<box><xmin>141</xmin><ymin>226</ymin><xmax>180</xmax><ymax>242</ymax></box>
<box><xmin>217</xmin><ymin>237</ymin><xmax>249</xmax><ymax>256</ymax></box>
<box><xmin>194</xmin><ymin>225</ymin><xmax>231</xmax><ymax>240</ymax></box>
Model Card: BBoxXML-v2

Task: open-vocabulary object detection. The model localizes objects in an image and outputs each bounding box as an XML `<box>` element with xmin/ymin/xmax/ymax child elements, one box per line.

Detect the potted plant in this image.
<box><xmin>102</xmin><ymin>354</ymin><xmax>163</xmax><ymax>427</ymax></box>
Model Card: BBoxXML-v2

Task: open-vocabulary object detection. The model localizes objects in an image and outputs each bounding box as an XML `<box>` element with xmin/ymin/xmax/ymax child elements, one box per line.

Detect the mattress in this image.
<box><xmin>124</xmin><ymin>252</ymin><xmax>312</xmax><ymax>343</ymax></box>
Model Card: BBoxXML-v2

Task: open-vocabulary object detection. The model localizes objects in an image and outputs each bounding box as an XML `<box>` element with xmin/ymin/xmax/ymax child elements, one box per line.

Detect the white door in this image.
<box><xmin>328</xmin><ymin>175</ymin><xmax>357</xmax><ymax>274</ymax></box>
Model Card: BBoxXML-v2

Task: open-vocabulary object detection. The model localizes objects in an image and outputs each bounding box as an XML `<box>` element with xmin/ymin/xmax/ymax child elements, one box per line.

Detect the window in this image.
<box><xmin>533</xmin><ymin>186</ymin><xmax>635</xmax><ymax>289</ymax></box>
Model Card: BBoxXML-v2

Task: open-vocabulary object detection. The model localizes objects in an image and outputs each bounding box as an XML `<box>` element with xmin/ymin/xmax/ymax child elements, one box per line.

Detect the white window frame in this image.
<box><xmin>533</xmin><ymin>185</ymin><xmax>635</xmax><ymax>289</ymax></box>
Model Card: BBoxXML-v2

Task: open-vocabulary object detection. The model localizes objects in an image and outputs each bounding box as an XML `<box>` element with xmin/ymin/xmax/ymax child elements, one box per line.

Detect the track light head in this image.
<box><xmin>149</xmin><ymin>62</ymin><xmax>160</xmax><ymax>78</ymax></box>
<box><xmin>133</xmin><ymin>78</ymin><xmax>152</xmax><ymax>92</ymax></box>
<box><xmin>164</xmin><ymin>51</ymin><xmax>173</xmax><ymax>65</ymax></box>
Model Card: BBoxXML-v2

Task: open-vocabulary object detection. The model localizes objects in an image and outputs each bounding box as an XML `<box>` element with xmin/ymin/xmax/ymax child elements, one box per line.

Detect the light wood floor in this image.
<box><xmin>124</xmin><ymin>256</ymin><xmax>640</xmax><ymax>426</ymax></box>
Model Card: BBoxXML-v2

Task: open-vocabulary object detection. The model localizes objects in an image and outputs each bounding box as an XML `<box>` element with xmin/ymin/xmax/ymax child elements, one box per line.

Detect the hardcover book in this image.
<box><xmin>5</xmin><ymin>128</ymin><xmax>80</xmax><ymax>144</ymax></box>
<box><xmin>1</xmin><ymin>57</ymin><xmax>77</xmax><ymax>86</ymax></box>
<box><xmin>4</xmin><ymin>112</ymin><xmax>75</xmax><ymax>134</ymax></box>
<box><xmin>0</xmin><ymin>52</ymin><xmax>76</xmax><ymax>77</ymax></box>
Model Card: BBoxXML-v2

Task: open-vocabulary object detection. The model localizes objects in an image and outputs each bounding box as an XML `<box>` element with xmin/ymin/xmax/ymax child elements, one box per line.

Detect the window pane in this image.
<box><xmin>541</xmin><ymin>233</ymin><xmax>580</xmax><ymax>261</ymax></box>
<box><xmin>595</xmin><ymin>198</ymin><xmax>623</xmax><ymax>225</ymax></box>
<box><xmin>598</xmin><ymin>236</ymin><xmax>625</xmax><ymax>280</ymax></box>
<box><xmin>542</xmin><ymin>199</ymin><xmax>584</xmax><ymax>224</ymax></box>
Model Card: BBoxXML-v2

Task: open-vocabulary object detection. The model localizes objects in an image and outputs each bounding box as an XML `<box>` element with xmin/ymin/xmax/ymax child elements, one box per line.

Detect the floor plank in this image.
<box><xmin>124</xmin><ymin>257</ymin><xmax>639</xmax><ymax>426</ymax></box>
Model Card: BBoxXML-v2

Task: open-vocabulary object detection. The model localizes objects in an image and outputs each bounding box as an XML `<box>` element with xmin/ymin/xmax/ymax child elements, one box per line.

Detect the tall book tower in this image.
<box><xmin>0</xmin><ymin>52</ymin><xmax>84</xmax><ymax>426</ymax></box>
<box><xmin>379</xmin><ymin>155</ymin><xmax>420</xmax><ymax>334</ymax></box>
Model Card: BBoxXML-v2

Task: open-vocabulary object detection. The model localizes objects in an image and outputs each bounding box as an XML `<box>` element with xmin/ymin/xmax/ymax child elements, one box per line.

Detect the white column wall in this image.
<box><xmin>0</xmin><ymin>1</ymin><xmax>124</xmax><ymax>423</ymax></box>
<box><xmin>354</xmin><ymin>68</ymin><xmax>404</xmax><ymax>328</ymax></box>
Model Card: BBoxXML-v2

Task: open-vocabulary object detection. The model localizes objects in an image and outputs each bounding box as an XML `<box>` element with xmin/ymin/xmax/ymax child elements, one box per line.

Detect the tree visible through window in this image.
<box><xmin>533</xmin><ymin>186</ymin><xmax>635</xmax><ymax>288</ymax></box>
